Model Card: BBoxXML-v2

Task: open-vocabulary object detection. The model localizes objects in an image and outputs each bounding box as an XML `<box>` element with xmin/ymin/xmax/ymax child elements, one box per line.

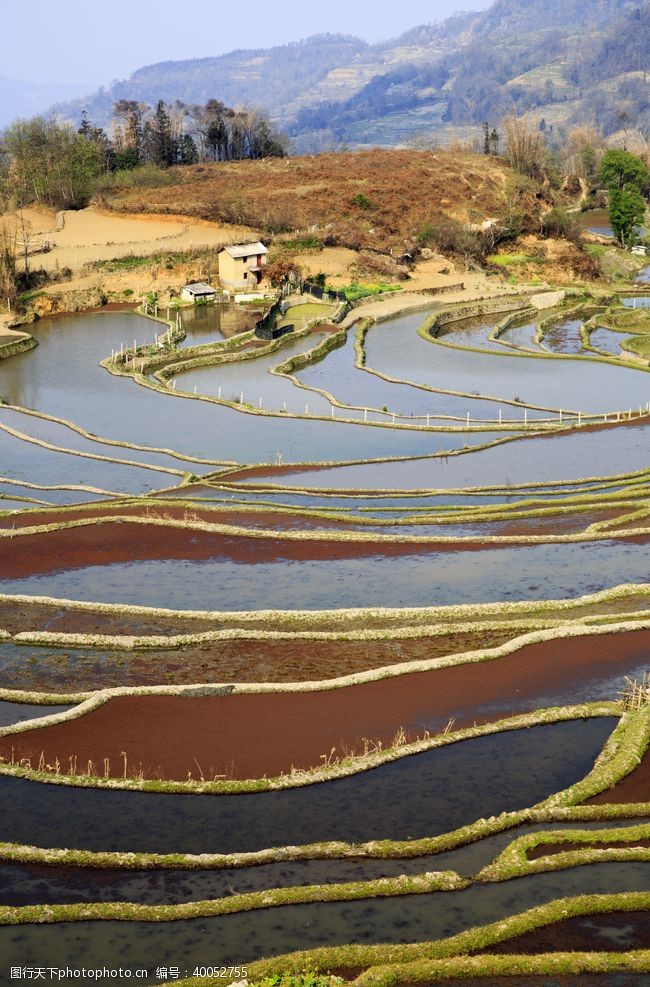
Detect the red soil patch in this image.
<box><xmin>0</xmin><ymin>520</ymin><xmax>437</xmax><ymax>579</ymax></box>
<box><xmin>0</xmin><ymin>504</ymin><xmax>351</xmax><ymax>533</ymax></box>
<box><xmin>2</xmin><ymin>628</ymin><xmax>645</xmax><ymax>780</ymax></box>
<box><xmin>5</xmin><ymin>514</ymin><xmax>646</xmax><ymax>580</ymax></box>
<box><xmin>527</xmin><ymin>838</ymin><xmax>650</xmax><ymax>859</ymax></box>
<box><xmin>0</xmin><ymin>632</ymin><xmax>521</xmax><ymax>693</ymax></box>
<box><xmin>588</xmin><ymin>750</ymin><xmax>650</xmax><ymax>806</ymax></box>
<box><xmin>486</xmin><ymin>911</ymin><xmax>650</xmax><ymax>953</ymax></box>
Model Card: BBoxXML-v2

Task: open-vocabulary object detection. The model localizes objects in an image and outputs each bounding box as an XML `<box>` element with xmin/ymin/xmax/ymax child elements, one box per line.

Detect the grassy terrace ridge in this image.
<box><xmin>1</xmin><ymin>801</ymin><xmax>649</xmax><ymax>874</ymax></box>
<box><xmin>0</xmin><ymin>419</ymin><xmax>187</xmax><ymax>477</ymax></box>
<box><xmin>478</xmin><ymin>821</ymin><xmax>650</xmax><ymax>881</ymax></box>
<box><xmin>0</xmin><ymin>702</ymin><xmax>621</xmax><ymax>794</ymax></box>
<box><xmin>0</xmin><ymin>871</ymin><xmax>469</xmax><ymax>927</ymax></box>
<box><xmin>0</xmin><ymin>618</ymin><xmax>648</xmax><ymax>712</ymax></box>
<box><xmin>168</xmin><ymin>896</ymin><xmax>650</xmax><ymax>985</ymax></box>
<box><xmin>423</xmin><ymin>298</ymin><xmax>650</xmax><ymax>376</ymax></box>
<box><xmin>5</xmin><ymin>506</ymin><xmax>650</xmax><ymax>548</ymax></box>
<box><xmin>2</xmin><ymin>580</ymin><xmax>650</xmax><ymax>631</ymax></box>
<box><xmin>104</xmin><ymin>292</ymin><xmax>650</xmax><ymax>428</ymax></box>
<box><xmin>6</xmin><ymin>485</ymin><xmax>650</xmax><ymax>529</ymax></box>
<box><xmin>1</xmin><ymin>402</ymin><xmax>239</xmax><ymax>467</ymax></box>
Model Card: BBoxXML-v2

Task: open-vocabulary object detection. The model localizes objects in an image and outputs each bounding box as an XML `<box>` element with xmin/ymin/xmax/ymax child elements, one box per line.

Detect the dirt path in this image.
<box><xmin>18</xmin><ymin>206</ymin><xmax>258</xmax><ymax>275</ymax></box>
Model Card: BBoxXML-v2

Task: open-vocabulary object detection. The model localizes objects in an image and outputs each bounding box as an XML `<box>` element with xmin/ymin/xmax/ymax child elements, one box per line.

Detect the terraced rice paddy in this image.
<box><xmin>1</xmin><ymin>286</ymin><xmax>650</xmax><ymax>986</ymax></box>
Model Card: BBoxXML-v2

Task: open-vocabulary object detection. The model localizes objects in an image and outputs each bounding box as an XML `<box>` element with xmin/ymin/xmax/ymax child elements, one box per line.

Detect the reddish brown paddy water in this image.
<box><xmin>2</xmin><ymin>629</ymin><xmax>647</xmax><ymax>780</ymax></box>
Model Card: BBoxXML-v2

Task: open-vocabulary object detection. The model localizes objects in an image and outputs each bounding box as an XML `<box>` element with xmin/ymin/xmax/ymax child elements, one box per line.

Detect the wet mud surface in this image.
<box><xmin>1</xmin><ymin>630</ymin><xmax>646</xmax><ymax>779</ymax></box>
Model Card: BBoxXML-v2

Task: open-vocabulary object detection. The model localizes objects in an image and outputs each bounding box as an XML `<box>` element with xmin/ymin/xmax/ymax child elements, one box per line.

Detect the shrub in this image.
<box><xmin>94</xmin><ymin>165</ymin><xmax>176</xmax><ymax>191</ymax></box>
<box><xmin>540</xmin><ymin>207</ymin><xmax>583</xmax><ymax>245</ymax></box>
<box><xmin>352</xmin><ymin>192</ymin><xmax>372</xmax><ymax>210</ymax></box>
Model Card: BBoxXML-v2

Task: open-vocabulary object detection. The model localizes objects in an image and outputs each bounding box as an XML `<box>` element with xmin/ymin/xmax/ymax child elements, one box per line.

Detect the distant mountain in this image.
<box><xmin>0</xmin><ymin>76</ymin><xmax>93</xmax><ymax>129</ymax></box>
<box><xmin>49</xmin><ymin>0</ymin><xmax>649</xmax><ymax>149</ymax></box>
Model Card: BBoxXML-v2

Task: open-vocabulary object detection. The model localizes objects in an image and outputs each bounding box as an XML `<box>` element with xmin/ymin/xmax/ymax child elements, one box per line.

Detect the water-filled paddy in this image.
<box><xmin>0</xmin><ymin>424</ymin><xmax>175</xmax><ymax>496</ymax></box>
<box><xmin>296</xmin><ymin>327</ymin><xmax>543</xmax><ymax>420</ymax></box>
<box><xmin>0</xmin><ymin>818</ymin><xmax>645</xmax><ymax>907</ymax></box>
<box><xmin>499</xmin><ymin>319</ymin><xmax>543</xmax><ymax>352</ymax></box>
<box><xmin>540</xmin><ymin>319</ymin><xmax>592</xmax><ymax>357</ymax></box>
<box><xmin>0</xmin><ymin>313</ymin><xmax>513</xmax><ymax>465</ymax></box>
<box><xmin>0</xmin><ymin>861</ymin><xmax>647</xmax><ymax>985</ymax></box>
<box><xmin>264</xmin><ymin>422</ymin><xmax>650</xmax><ymax>490</ymax></box>
<box><xmin>589</xmin><ymin>328</ymin><xmax>631</xmax><ymax>356</ymax></box>
<box><xmin>177</xmin><ymin>330</ymin><xmax>335</xmax><ymax>416</ymax></box>
<box><xmin>0</xmin><ymin>701</ymin><xmax>72</xmax><ymax>727</ymax></box>
<box><xmin>176</xmin><ymin>301</ymin><xmax>256</xmax><ymax>345</ymax></box>
<box><xmin>2</xmin><ymin>538</ymin><xmax>648</xmax><ymax>610</ymax></box>
<box><xmin>0</xmin><ymin>405</ymin><xmax>203</xmax><ymax>472</ymax></box>
<box><xmin>365</xmin><ymin>311</ymin><xmax>650</xmax><ymax>414</ymax></box>
<box><xmin>0</xmin><ymin>719</ymin><xmax>614</xmax><ymax>853</ymax></box>
<box><xmin>5</xmin><ymin>629</ymin><xmax>646</xmax><ymax>778</ymax></box>
<box><xmin>580</xmin><ymin>210</ymin><xmax>615</xmax><ymax>237</ymax></box>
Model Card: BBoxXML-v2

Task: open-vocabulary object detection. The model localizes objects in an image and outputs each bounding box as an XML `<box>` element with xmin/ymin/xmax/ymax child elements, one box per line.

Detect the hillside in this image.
<box><xmin>49</xmin><ymin>0</ymin><xmax>649</xmax><ymax>150</ymax></box>
<box><xmin>0</xmin><ymin>76</ymin><xmax>91</xmax><ymax>129</ymax></box>
<box><xmin>98</xmin><ymin>148</ymin><xmax>535</xmax><ymax>254</ymax></box>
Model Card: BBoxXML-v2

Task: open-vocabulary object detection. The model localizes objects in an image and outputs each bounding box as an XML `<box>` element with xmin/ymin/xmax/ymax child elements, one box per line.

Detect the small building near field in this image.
<box><xmin>218</xmin><ymin>242</ymin><xmax>268</xmax><ymax>290</ymax></box>
<box><xmin>181</xmin><ymin>282</ymin><xmax>218</xmax><ymax>303</ymax></box>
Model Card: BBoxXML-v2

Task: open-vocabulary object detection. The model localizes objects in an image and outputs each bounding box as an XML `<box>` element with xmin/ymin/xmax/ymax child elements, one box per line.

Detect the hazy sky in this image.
<box><xmin>2</xmin><ymin>0</ymin><xmax>492</xmax><ymax>87</ymax></box>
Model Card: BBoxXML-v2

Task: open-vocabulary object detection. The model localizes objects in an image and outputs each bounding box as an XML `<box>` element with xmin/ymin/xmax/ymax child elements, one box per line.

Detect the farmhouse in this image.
<box><xmin>180</xmin><ymin>282</ymin><xmax>218</xmax><ymax>302</ymax></box>
<box><xmin>218</xmin><ymin>242</ymin><xmax>268</xmax><ymax>290</ymax></box>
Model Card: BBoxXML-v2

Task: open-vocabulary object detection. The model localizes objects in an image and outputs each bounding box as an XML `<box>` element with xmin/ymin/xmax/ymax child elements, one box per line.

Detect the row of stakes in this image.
<box><xmin>110</xmin><ymin>327</ymin><xmax>650</xmax><ymax>427</ymax></box>
<box><xmin>165</xmin><ymin>388</ymin><xmax>650</xmax><ymax>427</ymax></box>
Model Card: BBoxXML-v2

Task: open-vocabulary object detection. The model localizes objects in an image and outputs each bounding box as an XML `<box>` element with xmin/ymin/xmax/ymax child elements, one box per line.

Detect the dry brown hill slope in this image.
<box><xmin>99</xmin><ymin>150</ymin><xmax>536</xmax><ymax>254</ymax></box>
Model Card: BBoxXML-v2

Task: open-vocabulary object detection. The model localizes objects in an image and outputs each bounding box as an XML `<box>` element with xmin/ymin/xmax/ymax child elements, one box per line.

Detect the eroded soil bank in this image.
<box><xmin>2</xmin><ymin>630</ymin><xmax>645</xmax><ymax>779</ymax></box>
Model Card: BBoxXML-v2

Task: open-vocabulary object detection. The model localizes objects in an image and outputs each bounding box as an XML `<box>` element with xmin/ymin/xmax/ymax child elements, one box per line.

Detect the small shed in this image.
<box><xmin>219</xmin><ymin>242</ymin><xmax>268</xmax><ymax>290</ymax></box>
<box><xmin>181</xmin><ymin>282</ymin><xmax>217</xmax><ymax>303</ymax></box>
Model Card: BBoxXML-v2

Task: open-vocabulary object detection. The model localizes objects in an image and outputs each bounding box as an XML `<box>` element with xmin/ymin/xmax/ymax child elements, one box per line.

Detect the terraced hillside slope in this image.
<box><xmin>51</xmin><ymin>0</ymin><xmax>649</xmax><ymax>148</ymax></box>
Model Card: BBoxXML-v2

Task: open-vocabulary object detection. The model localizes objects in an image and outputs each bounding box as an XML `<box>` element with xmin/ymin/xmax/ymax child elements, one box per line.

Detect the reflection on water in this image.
<box><xmin>177</xmin><ymin>302</ymin><xmax>256</xmax><ymax>346</ymax></box>
<box><xmin>255</xmin><ymin>421</ymin><xmax>650</xmax><ymax>491</ymax></box>
<box><xmin>2</xmin><ymin>540</ymin><xmax>648</xmax><ymax>611</ymax></box>
<box><xmin>366</xmin><ymin>312</ymin><xmax>650</xmax><ymax>414</ymax></box>
<box><xmin>0</xmin><ymin>860</ymin><xmax>646</xmax><ymax>984</ymax></box>
<box><xmin>0</xmin><ymin>701</ymin><xmax>72</xmax><ymax>727</ymax></box>
<box><xmin>0</xmin><ymin>313</ymin><xmax>508</xmax><ymax>465</ymax></box>
<box><xmin>0</xmin><ymin>719</ymin><xmax>614</xmax><ymax>854</ymax></box>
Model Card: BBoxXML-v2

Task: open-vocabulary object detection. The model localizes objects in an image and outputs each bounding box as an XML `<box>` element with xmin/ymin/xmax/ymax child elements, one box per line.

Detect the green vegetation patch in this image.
<box><xmin>335</xmin><ymin>283</ymin><xmax>402</xmax><ymax>303</ymax></box>
<box><xmin>487</xmin><ymin>253</ymin><xmax>535</xmax><ymax>266</ymax></box>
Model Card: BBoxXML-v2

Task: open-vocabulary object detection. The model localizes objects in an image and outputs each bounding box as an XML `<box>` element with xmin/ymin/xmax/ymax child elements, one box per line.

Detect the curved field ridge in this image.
<box><xmin>1</xmin><ymin>289</ymin><xmax>649</xmax><ymax>978</ymax></box>
<box><xmin>0</xmin><ymin>625</ymin><xmax>648</xmax><ymax>782</ymax></box>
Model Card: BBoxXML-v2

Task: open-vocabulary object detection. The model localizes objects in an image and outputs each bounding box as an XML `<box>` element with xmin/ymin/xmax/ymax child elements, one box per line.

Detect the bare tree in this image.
<box><xmin>502</xmin><ymin>114</ymin><xmax>547</xmax><ymax>180</ymax></box>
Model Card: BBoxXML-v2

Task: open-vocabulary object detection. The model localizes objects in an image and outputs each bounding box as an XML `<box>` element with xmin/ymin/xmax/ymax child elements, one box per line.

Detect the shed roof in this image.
<box><xmin>221</xmin><ymin>242</ymin><xmax>268</xmax><ymax>259</ymax></box>
<box><xmin>182</xmin><ymin>282</ymin><xmax>217</xmax><ymax>294</ymax></box>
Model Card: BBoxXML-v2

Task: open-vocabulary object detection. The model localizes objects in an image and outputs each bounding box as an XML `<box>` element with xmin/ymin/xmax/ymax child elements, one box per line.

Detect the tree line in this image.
<box><xmin>0</xmin><ymin>98</ymin><xmax>288</xmax><ymax>210</ymax></box>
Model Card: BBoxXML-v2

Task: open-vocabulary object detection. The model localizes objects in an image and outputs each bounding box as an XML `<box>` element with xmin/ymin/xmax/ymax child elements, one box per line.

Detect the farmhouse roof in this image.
<box><xmin>182</xmin><ymin>282</ymin><xmax>216</xmax><ymax>294</ymax></box>
<box><xmin>222</xmin><ymin>242</ymin><xmax>268</xmax><ymax>258</ymax></box>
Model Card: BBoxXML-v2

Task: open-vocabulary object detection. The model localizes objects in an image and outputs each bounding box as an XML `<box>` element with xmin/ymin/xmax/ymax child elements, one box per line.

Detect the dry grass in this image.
<box><xmin>102</xmin><ymin>150</ymin><xmax>530</xmax><ymax>254</ymax></box>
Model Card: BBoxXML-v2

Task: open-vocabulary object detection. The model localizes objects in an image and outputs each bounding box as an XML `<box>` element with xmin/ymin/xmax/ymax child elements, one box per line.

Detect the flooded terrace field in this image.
<box><xmin>0</xmin><ymin>861</ymin><xmax>647</xmax><ymax>985</ymax></box>
<box><xmin>0</xmin><ymin>719</ymin><xmax>614</xmax><ymax>853</ymax></box>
